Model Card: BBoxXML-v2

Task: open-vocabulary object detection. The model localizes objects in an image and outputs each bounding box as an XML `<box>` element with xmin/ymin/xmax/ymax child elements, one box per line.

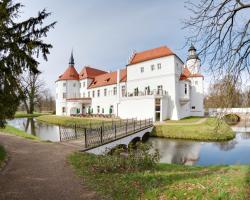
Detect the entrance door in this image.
<box><xmin>82</xmin><ymin>105</ymin><xmax>85</xmax><ymax>114</ymax></box>
<box><xmin>155</xmin><ymin>98</ymin><xmax>161</xmax><ymax>121</ymax></box>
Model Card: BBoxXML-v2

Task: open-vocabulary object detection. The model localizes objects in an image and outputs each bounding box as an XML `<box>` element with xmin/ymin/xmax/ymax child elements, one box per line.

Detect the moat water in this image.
<box><xmin>8</xmin><ymin>118</ymin><xmax>250</xmax><ymax>166</ymax></box>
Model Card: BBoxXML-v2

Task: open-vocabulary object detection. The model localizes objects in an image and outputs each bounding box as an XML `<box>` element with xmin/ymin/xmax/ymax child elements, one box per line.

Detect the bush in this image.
<box><xmin>223</xmin><ymin>114</ymin><xmax>240</xmax><ymax>125</ymax></box>
<box><xmin>91</xmin><ymin>143</ymin><xmax>159</xmax><ymax>173</ymax></box>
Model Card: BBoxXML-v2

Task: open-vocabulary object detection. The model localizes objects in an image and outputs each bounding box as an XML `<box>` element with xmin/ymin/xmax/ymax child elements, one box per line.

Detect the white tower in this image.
<box><xmin>55</xmin><ymin>52</ymin><xmax>80</xmax><ymax>115</ymax></box>
<box><xmin>186</xmin><ymin>44</ymin><xmax>201</xmax><ymax>74</ymax></box>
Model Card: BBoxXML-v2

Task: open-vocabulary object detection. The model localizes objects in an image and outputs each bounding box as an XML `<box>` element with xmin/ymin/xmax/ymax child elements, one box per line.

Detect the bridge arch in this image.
<box><xmin>142</xmin><ymin>132</ymin><xmax>150</xmax><ymax>142</ymax></box>
<box><xmin>108</xmin><ymin>144</ymin><xmax>128</xmax><ymax>155</ymax></box>
<box><xmin>128</xmin><ymin>137</ymin><xmax>141</xmax><ymax>149</ymax></box>
<box><xmin>223</xmin><ymin>113</ymin><xmax>240</xmax><ymax>125</ymax></box>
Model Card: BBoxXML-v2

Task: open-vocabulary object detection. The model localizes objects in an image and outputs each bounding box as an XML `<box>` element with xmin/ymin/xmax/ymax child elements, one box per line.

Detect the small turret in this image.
<box><xmin>186</xmin><ymin>44</ymin><xmax>201</xmax><ymax>74</ymax></box>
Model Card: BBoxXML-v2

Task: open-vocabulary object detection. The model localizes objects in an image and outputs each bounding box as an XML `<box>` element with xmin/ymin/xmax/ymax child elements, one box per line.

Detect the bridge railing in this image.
<box><xmin>59</xmin><ymin>118</ymin><xmax>154</xmax><ymax>148</ymax></box>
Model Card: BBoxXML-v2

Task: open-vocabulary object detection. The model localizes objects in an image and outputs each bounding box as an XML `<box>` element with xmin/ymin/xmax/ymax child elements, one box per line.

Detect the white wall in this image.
<box><xmin>126</xmin><ymin>55</ymin><xmax>184</xmax><ymax>120</ymax></box>
<box><xmin>190</xmin><ymin>77</ymin><xmax>204</xmax><ymax>116</ymax></box>
<box><xmin>118</xmin><ymin>96</ymin><xmax>155</xmax><ymax>120</ymax></box>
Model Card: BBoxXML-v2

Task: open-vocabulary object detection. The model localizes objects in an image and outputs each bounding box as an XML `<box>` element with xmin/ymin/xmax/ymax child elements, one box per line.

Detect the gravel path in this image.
<box><xmin>0</xmin><ymin>133</ymin><xmax>100</xmax><ymax>200</ymax></box>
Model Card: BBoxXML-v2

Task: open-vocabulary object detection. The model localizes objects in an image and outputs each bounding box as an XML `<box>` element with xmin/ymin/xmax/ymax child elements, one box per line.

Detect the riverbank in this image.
<box><xmin>69</xmin><ymin>152</ymin><xmax>250</xmax><ymax>200</ymax></box>
<box><xmin>0</xmin><ymin>125</ymin><xmax>40</xmax><ymax>140</ymax></box>
<box><xmin>36</xmin><ymin>115</ymin><xmax>114</xmax><ymax>127</ymax></box>
<box><xmin>15</xmin><ymin>111</ymin><xmax>51</xmax><ymax>118</ymax></box>
<box><xmin>152</xmin><ymin>118</ymin><xmax>235</xmax><ymax>141</ymax></box>
<box><xmin>0</xmin><ymin>145</ymin><xmax>6</xmax><ymax>168</ymax></box>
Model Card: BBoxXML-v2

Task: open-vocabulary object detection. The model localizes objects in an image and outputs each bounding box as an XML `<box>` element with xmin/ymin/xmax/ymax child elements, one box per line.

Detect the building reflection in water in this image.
<box><xmin>148</xmin><ymin>138</ymin><xmax>201</xmax><ymax>165</ymax></box>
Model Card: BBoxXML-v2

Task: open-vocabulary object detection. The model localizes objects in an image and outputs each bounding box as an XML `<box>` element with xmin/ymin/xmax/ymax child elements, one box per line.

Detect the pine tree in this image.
<box><xmin>0</xmin><ymin>0</ymin><xmax>56</xmax><ymax>127</ymax></box>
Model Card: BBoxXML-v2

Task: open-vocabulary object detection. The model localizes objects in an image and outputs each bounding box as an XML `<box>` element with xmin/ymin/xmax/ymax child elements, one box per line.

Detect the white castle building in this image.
<box><xmin>55</xmin><ymin>45</ymin><xmax>204</xmax><ymax>121</ymax></box>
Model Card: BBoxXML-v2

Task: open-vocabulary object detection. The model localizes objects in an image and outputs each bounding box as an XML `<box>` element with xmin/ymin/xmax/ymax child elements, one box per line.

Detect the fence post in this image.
<box><xmin>74</xmin><ymin>124</ymin><xmax>77</xmax><ymax>139</ymax></box>
<box><xmin>59</xmin><ymin>125</ymin><xmax>62</xmax><ymax>142</ymax></box>
<box><xmin>134</xmin><ymin>120</ymin><xmax>136</xmax><ymax>132</ymax></box>
<box><xmin>126</xmin><ymin>120</ymin><xmax>128</xmax><ymax>135</ymax></box>
<box><xmin>84</xmin><ymin>128</ymin><xmax>87</xmax><ymax>148</ymax></box>
<box><xmin>100</xmin><ymin>126</ymin><xmax>103</xmax><ymax>144</ymax></box>
<box><xmin>115</xmin><ymin>123</ymin><xmax>117</xmax><ymax>138</ymax></box>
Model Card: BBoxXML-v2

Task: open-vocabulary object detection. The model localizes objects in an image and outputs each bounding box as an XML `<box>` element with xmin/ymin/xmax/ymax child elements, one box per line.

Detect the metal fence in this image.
<box><xmin>59</xmin><ymin>118</ymin><xmax>153</xmax><ymax>148</ymax></box>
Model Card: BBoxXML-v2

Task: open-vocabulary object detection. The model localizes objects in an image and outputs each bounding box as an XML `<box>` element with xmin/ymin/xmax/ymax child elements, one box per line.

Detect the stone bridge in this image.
<box><xmin>208</xmin><ymin>108</ymin><xmax>250</xmax><ymax>126</ymax></box>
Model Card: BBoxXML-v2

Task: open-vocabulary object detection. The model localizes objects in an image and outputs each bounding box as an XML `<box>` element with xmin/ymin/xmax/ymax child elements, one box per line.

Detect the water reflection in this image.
<box><xmin>148</xmin><ymin>130</ymin><xmax>250</xmax><ymax>166</ymax></box>
<box><xmin>8</xmin><ymin>118</ymin><xmax>61</xmax><ymax>142</ymax></box>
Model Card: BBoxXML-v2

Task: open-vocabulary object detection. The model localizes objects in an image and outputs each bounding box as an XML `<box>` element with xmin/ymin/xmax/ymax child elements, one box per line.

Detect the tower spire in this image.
<box><xmin>69</xmin><ymin>50</ymin><xmax>74</xmax><ymax>66</ymax></box>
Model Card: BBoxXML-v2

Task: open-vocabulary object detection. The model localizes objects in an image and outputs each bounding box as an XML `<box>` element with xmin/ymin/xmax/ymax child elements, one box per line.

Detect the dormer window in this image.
<box><xmin>105</xmin><ymin>78</ymin><xmax>110</xmax><ymax>82</ymax></box>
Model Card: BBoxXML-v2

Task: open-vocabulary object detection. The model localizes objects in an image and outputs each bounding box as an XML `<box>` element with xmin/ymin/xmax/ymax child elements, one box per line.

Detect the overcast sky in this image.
<box><xmin>19</xmin><ymin>0</ymin><xmax>209</xmax><ymax>93</ymax></box>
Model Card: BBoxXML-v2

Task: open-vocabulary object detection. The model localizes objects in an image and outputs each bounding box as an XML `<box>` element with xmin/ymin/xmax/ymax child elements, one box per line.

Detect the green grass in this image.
<box><xmin>69</xmin><ymin>152</ymin><xmax>250</xmax><ymax>200</ymax></box>
<box><xmin>15</xmin><ymin>111</ymin><xmax>51</xmax><ymax>118</ymax></box>
<box><xmin>0</xmin><ymin>145</ymin><xmax>6</xmax><ymax>167</ymax></box>
<box><xmin>152</xmin><ymin>118</ymin><xmax>235</xmax><ymax>141</ymax></box>
<box><xmin>0</xmin><ymin>125</ymin><xmax>40</xmax><ymax>140</ymax></box>
<box><xmin>36</xmin><ymin>115</ymin><xmax>113</xmax><ymax>127</ymax></box>
<box><xmin>166</xmin><ymin>116</ymin><xmax>204</xmax><ymax>123</ymax></box>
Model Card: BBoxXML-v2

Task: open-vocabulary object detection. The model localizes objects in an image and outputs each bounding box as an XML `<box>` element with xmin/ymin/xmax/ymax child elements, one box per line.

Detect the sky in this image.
<box><xmin>19</xmin><ymin>0</ymin><xmax>208</xmax><ymax>93</ymax></box>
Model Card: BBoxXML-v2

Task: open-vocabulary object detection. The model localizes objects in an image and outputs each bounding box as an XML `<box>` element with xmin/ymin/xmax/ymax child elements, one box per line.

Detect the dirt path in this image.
<box><xmin>0</xmin><ymin>133</ymin><xmax>100</xmax><ymax>200</ymax></box>
<box><xmin>154</xmin><ymin>118</ymin><xmax>207</xmax><ymax>126</ymax></box>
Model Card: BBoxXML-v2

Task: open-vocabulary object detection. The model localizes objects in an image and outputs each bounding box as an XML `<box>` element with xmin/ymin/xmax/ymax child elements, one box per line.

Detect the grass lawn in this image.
<box><xmin>152</xmin><ymin>118</ymin><xmax>235</xmax><ymax>141</ymax></box>
<box><xmin>36</xmin><ymin>115</ymin><xmax>114</xmax><ymax>127</ymax></box>
<box><xmin>15</xmin><ymin>111</ymin><xmax>51</xmax><ymax>118</ymax></box>
<box><xmin>0</xmin><ymin>145</ymin><xmax>6</xmax><ymax>168</ymax></box>
<box><xmin>165</xmin><ymin>116</ymin><xmax>204</xmax><ymax>123</ymax></box>
<box><xmin>69</xmin><ymin>152</ymin><xmax>250</xmax><ymax>200</ymax></box>
<box><xmin>0</xmin><ymin>125</ymin><xmax>40</xmax><ymax>140</ymax></box>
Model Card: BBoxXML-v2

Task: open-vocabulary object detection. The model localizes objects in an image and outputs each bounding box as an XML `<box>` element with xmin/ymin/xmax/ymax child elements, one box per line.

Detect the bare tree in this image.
<box><xmin>18</xmin><ymin>70</ymin><xmax>45</xmax><ymax>114</ymax></box>
<box><xmin>184</xmin><ymin>0</ymin><xmax>250</xmax><ymax>78</ymax></box>
<box><xmin>205</xmin><ymin>75</ymin><xmax>242</xmax><ymax>108</ymax></box>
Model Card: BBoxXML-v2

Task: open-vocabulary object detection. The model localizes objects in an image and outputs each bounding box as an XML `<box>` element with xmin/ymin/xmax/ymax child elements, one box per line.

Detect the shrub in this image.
<box><xmin>91</xmin><ymin>143</ymin><xmax>159</xmax><ymax>173</ymax></box>
<box><xmin>223</xmin><ymin>114</ymin><xmax>240</xmax><ymax>125</ymax></box>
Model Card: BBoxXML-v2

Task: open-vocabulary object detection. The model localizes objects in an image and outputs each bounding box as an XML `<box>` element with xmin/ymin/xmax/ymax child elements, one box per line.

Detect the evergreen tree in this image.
<box><xmin>0</xmin><ymin>0</ymin><xmax>56</xmax><ymax>127</ymax></box>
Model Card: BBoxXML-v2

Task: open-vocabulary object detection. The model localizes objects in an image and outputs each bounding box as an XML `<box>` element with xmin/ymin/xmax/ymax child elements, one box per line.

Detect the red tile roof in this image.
<box><xmin>179</xmin><ymin>67</ymin><xmax>204</xmax><ymax>80</ymax></box>
<box><xmin>88</xmin><ymin>68</ymin><xmax>127</xmax><ymax>89</ymax></box>
<box><xmin>128</xmin><ymin>46</ymin><xmax>175</xmax><ymax>65</ymax></box>
<box><xmin>79</xmin><ymin>66</ymin><xmax>107</xmax><ymax>80</ymax></box>
<box><xmin>58</xmin><ymin>65</ymin><xmax>79</xmax><ymax>81</ymax></box>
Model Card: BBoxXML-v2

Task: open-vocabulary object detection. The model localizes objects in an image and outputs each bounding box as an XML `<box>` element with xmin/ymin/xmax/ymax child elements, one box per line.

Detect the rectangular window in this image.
<box><xmin>121</xmin><ymin>86</ymin><xmax>126</xmax><ymax>97</ymax></box>
<box><xmin>97</xmin><ymin>90</ymin><xmax>100</xmax><ymax>97</ymax></box>
<box><xmin>88</xmin><ymin>91</ymin><xmax>90</xmax><ymax>97</ymax></box>
<box><xmin>83</xmin><ymin>82</ymin><xmax>85</xmax><ymax>87</ymax></box>
<box><xmin>151</xmin><ymin>64</ymin><xmax>155</xmax><ymax>71</ymax></box>
<box><xmin>192</xmin><ymin>106</ymin><xmax>195</xmax><ymax>109</ymax></box>
<box><xmin>73</xmin><ymin>83</ymin><xmax>76</xmax><ymax>87</ymax></box>
<box><xmin>63</xmin><ymin>93</ymin><xmax>66</xmax><ymax>99</ymax></box>
<box><xmin>79</xmin><ymin>83</ymin><xmax>81</xmax><ymax>88</ymax></box>
<box><xmin>184</xmin><ymin>84</ymin><xmax>187</xmax><ymax>95</ymax></box>
<box><xmin>157</xmin><ymin>85</ymin><xmax>163</xmax><ymax>94</ymax></box>
<box><xmin>113</xmin><ymin>87</ymin><xmax>117</xmax><ymax>95</ymax></box>
<box><xmin>97</xmin><ymin>106</ymin><xmax>100</xmax><ymax>113</ymax></box>
<box><xmin>104</xmin><ymin>88</ymin><xmax>107</xmax><ymax>96</ymax></box>
<box><xmin>134</xmin><ymin>88</ymin><xmax>139</xmax><ymax>96</ymax></box>
<box><xmin>157</xmin><ymin>63</ymin><xmax>161</xmax><ymax>69</ymax></box>
<box><xmin>62</xmin><ymin>107</ymin><xmax>65</xmax><ymax>113</ymax></box>
<box><xmin>63</xmin><ymin>82</ymin><xmax>66</xmax><ymax>87</ymax></box>
<box><xmin>140</xmin><ymin>67</ymin><xmax>144</xmax><ymax>73</ymax></box>
<box><xmin>82</xmin><ymin>92</ymin><xmax>85</xmax><ymax>97</ymax></box>
<box><xmin>92</xmin><ymin>91</ymin><xmax>95</xmax><ymax>98</ymax></box>
<box><xmin>102</xmin><ymin>108</ymin><xmax>104</xmax><ymax>113</ymax></box>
